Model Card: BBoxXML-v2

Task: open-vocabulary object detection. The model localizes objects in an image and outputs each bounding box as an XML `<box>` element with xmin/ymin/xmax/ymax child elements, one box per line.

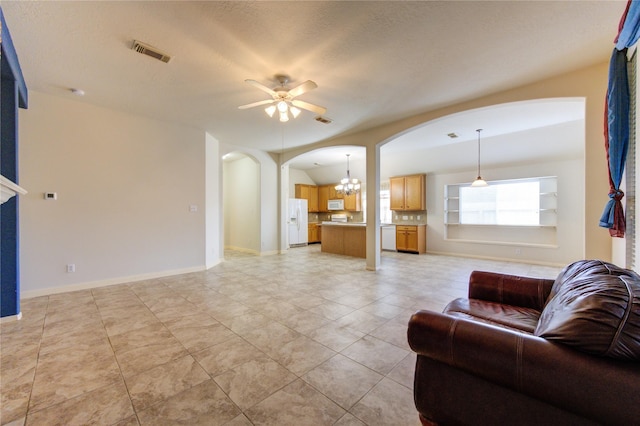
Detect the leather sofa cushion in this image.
<box><xmin>535</xmin><ymin>260</ymin><xmax>640</xmax><ymax>360</ymax></box>
<box><xmin>444</xmin><ymin>298</ymin><xmax>541</xmax><ymax>333</ymax></box>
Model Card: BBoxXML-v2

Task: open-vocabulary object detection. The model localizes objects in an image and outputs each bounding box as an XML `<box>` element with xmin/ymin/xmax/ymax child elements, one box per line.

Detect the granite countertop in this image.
<box><xmin>321</xmin><ymin>221</ymin><xmax>366</xmax><ymax>226</ymax></box>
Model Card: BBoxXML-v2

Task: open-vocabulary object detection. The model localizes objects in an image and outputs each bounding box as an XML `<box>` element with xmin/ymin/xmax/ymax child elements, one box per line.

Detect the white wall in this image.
<box><xmin>205</xmin><ymin>132</ymin><xmax>222</xmax><ymax>269</ymax></box>
<box><xmin>221</xmin><ymin>146</ymin><xmax>280</xmax><ymax>255</ymax></box>
<box><xmin>288</xmin><ymin>168</ymin><xmax>315</xmax><ymax>197</ymax></box>
<box><xmin>223</xmin><ymin>156</ymin><xmax>260</xmax><ymax>253</ymax></box>
<box><xmin>284</xmin><ymin>63</ymin><xmax>611</xmax><ymax>264</ymax></box>
<box><xmin>19</xmin><ymin>91</ymin><xmax>208</xmax><ymax>296</ymax></box>
<box><xmin>428</xmin><ymin>158</ymin><xmax>584</xmax><ymax>265</ymax></box>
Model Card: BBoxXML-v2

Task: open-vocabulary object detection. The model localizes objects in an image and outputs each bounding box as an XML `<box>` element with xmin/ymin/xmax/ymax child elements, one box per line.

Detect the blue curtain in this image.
<box><xmin>600</xmin><ymin>0</ymin><xmax>640</xmax><ymax>237</ymax></box>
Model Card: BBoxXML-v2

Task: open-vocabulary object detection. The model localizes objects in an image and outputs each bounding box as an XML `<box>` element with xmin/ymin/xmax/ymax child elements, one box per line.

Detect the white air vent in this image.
<box><xmin>131</xmin><ymin>40</ymin><xmax>172</xmax><ymax>63</ymax></box>
<box><xmin>315</xmin><ymin>116</ymin><xmax>332</xmax><ymax>124</ymax></box>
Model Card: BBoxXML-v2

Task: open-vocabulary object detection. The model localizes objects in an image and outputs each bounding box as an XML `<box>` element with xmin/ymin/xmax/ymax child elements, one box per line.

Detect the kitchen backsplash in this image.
<box><xmin>310</xmin><ymin>211</ymin><xmax>364</xmax><ymax>223</ymax></box>
<box><xmin>392</xmin><ymin>210</ymin><xmax>428</xmax><ymax>225</ymax></box>
<box><xmin>309</xmin><ymin>211</ymin><xmax>425</xmax><ymax>224</ymax></box>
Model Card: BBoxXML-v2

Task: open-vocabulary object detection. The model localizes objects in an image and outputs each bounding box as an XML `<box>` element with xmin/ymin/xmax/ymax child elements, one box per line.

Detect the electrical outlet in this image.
<box><xmin>66</xmin><ymin>264</ymin><xmax>76</xmax><ymax>273</ymax></box>
<box><xmin>515</xmin><ymin>248</ymin><xmax>522</xmax><ymax>256</ymax></box>
<box><xmin>417</xmin><ymin>215</ymin><xmax>421</xmax><ymax>220</ymax></box>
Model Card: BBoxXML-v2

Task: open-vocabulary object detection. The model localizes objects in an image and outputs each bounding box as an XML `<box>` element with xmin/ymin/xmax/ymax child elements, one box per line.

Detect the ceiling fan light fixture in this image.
<box><xmin>265</xmin><ymin>105</ymin><xmax>276</xmax><ymax>117</ymax></box>
<box><xmin>277</xmin><ymin>100</ymin><xmax>288</xmax><ymax>113</ymax></box>
<box><xmin>239</xmin><ymin>75</ymin><xmax>326</xmax><ymax>123</ymax></box>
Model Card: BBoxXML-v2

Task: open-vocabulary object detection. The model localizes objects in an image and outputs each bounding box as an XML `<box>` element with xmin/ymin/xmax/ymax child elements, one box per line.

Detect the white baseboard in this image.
<box><xmin>206</xmin><ymin>258</ymin><xmax>223</xmax><ymax>270</ymax></box>
<box><xmin>224</xmin><ymin>245</ymin><xmax>259</xmax><ymax>255</ymax></box>
<box><xmin>21</xmin><ymin>266</ymin><xmax>206</xmax><ymax>299</ymax></box>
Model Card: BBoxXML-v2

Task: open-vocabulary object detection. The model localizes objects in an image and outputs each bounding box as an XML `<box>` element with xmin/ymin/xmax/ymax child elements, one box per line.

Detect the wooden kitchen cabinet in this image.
<box><xmin>344</xmin><ymin>191</ymin><xmax>361</xmax><ymax>212</ymax></box>
<box><xmin>308</xmin><ymin>223</ymin><xmax>321</xmax><ymax>243</ymax></box>
<box><xmin>328</xmin><ymin>184</ymin><xmax>342</xmax><ymax>200</ymax></box>
<box><xmin>318</xmin><ymin>185</ymin><xmax>329</xmax><ymax>212</ymax></box>
<box><xmin>396</xmin><ymin>225</ymin><xmax>426</xmax><ymax>254</ymax></box>
<box><xmin>295</xmin><ymin>184</ymin><xmax>319</xmax><ymax>212</ymax></box>
<box><xmin>390</xmin><ymin>174</ymin><xmax>426</xmax><ymax>211</ymax></box>
<box><xmin>321</xmin><ymin>224</ymin><xmax>366</xmax><ymax>258</ymax></box>
<box><xmin>321</xmin><ymin>183</ymin><xmax>361</xmax><ymax>211</ymax></box>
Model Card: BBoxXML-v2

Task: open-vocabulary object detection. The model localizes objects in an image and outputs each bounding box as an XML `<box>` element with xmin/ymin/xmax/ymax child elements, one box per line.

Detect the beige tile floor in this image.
<box><xmin>1</xmin><ymin>245</ymin><xmax>562</xmax><ymax>425</ymax></box>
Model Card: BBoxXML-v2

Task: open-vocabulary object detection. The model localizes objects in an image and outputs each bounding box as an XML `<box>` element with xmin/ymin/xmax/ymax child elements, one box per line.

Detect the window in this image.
<box><xmin>445</xmin><ymin>176</ymin><xmax>557</xmax><ymax>228</ymax></box>
<box><xmin>460</xmin><ymin>181</ymin><xmax>540</xmax><ymax>226</ymax></box>
<box><xmin>380</xmin><ymin>181</ymin><xmax>392</xmax><ymax>224</ymax></box>
<box><xmin>444</xmin><ymin>177</ymin><xmax>558</xmax><ymax>247</ymax></box>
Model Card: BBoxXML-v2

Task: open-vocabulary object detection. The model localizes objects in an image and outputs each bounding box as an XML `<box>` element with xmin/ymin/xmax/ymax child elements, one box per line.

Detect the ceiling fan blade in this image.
<box><xmin>291</xmin><ymin>99</ymin><xmax>327</xmax><ymax>116</ymax></box>
<box><xmin>287</xmin><ymin>80</ymin><xmax>318</xmax><ymax>98</ymax></box>
<box><xmin>245</xmin><ymin>79</ymin><xmax>277</xmax><ymax>97</ymax></box>
<box><xmin>238</xmin><ymin>99</ymin><xmax>275</xmax><ymax>110</ymax></box>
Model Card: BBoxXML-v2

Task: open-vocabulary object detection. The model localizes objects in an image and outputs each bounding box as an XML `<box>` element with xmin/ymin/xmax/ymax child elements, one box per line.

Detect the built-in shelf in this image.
<box><xmin>0</xmin><ymin>175</ymin><xmax>27</xmax><ymax>204</ymax></box>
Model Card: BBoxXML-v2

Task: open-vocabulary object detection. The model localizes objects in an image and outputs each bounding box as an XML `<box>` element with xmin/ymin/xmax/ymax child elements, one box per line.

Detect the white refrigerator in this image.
<box><xmin>288</xmin><ymin>198</ymin><xmax>308</xmax><ymax>247</ymax></box>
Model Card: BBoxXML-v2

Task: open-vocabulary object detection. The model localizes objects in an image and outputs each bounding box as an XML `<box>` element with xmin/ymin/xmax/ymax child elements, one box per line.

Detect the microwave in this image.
<box><xmin>328</xmin><ymin>199</ymin><xmax>344</xmax><ymax>210</ymax></box>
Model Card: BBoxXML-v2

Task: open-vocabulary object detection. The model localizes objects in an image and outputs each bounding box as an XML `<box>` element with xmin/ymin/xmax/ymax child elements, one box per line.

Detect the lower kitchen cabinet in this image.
<box><xmin>396</xmin><ymin>225</ymin><xmax>426</xmax><ymax>254</ymax></box>
<box><xmin>308</xmin><ymin>223</ymin><xmax>321</xmax><ymax>244</ymax></box>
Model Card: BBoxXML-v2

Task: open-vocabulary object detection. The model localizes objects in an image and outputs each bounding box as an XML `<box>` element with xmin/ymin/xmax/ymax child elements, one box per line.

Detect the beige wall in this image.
<box><xmin>17</xmin><ymin>62</ymin><xmax>613</xmax><ymax>298</ymax></box>
<box><xmin>428</xmin><ymin>157</ymin><xmax>584</xmax><ymax>265</ymax></box>
<box><xmin>285</xmin><ymin>62</ymin><xmax>612</xmax><ymax>263</ymax></box>
<box><xmin>289</xmin><ymin>168</ymin><xmax>315</xmax><ymax>198</ymax></box>
<box><xmin>223</xmin><ymin>155</ymin><xmax>260</xmax><ymax>254</ymax></box>
<box><xmin>19</xmin><ymin>91</ymin><xmax>207</xmax><ymax>297</ymax></box>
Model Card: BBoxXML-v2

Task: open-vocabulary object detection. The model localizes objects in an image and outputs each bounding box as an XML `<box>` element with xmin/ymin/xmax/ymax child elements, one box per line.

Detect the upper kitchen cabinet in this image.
<box><xmin>318</xmin><ymin>185</ymin><xmax>329</xmax><ymax>212</ymax></box>
<box><xmin>390</xmin><ymin>174</ymin><xmax>426</xmax><ymax>211</ymax></box>
<box><xmin>295</xmin><ymin>184</ymin><xmax>319</xmax><ymax>212</ymax></box>
<box><xmin>327</xmin><ymin>184</ymin><xmax>342</xmax><ymax>200</ymax></box>
<box><xmin>344</xmin><ymin>191</ymin><xmax>361</xmax><ymax>212</ymax></box>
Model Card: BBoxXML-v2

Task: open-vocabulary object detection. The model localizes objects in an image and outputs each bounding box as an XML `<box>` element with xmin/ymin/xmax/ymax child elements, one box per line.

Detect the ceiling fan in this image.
<box><xmin>238</xmin><ymin>74</ymin><xmax>327</xmax><ymax>122</ymax></box>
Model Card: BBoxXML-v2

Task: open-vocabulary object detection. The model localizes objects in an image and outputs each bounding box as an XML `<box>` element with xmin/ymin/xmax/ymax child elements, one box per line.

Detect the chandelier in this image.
<box><xmin>471</xmin><ymin>129</ymin><xmax>488</xmax><ymax>187</ymax></box>
<box><xmin>335</xmin><ymin>154</ymin><xmax>361</xmax><ymax>195</ymax></box>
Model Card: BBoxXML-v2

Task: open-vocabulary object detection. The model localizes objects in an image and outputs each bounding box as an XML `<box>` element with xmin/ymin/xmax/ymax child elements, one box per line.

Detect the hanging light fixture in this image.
<box><xmin>264</xmin><ymin>101</ymin><xmax>297</xmax><ymax>122</ymax></box>
<box><xmin>335</xmin><ymin>154</ymin><xmax>361</xmax><ymax>196</ymax></box>
<box><xmin>471</xmin><ymin>128</ymin><xmax>488</xmax><ymax>187</ymax></box>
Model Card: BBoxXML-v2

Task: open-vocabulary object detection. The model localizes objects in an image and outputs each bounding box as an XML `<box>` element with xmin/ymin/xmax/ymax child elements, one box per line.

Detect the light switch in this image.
<box><xmin>189</xmin><ymin>205</ymin><xmax>198</xmax><ymax>212</ymax></box>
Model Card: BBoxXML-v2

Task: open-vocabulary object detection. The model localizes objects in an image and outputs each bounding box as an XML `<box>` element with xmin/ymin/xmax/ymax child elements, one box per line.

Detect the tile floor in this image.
<box><xmin>1</xmin><ymin>245</ymin><xmax>562</xmax><ymax>425</ymax></box>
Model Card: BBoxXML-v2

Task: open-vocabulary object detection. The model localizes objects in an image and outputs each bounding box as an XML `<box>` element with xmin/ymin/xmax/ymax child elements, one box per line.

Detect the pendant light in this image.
<box><xmin>471</xmin><ymin>128</ymin><xmax>488</xmax><ymax>187</ymax></box>
<box><xmin>335</xmin><ymin>154</ymin><xmax>361</xmax><ymax>195</ymax></box>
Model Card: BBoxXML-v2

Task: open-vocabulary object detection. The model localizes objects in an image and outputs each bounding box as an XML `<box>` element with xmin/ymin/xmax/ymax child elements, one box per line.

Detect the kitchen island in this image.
<box><xmin>321</xmin><ymin>222</ymin><xmax>366</xmax><ymax>258</ymax></box>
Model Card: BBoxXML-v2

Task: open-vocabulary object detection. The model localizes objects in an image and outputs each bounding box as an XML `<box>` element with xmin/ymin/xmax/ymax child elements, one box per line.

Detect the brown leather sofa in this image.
<box><xmin>407</xmin><ymin>259</ymin><xmax>640</xmax><ymax>426</ymax></box>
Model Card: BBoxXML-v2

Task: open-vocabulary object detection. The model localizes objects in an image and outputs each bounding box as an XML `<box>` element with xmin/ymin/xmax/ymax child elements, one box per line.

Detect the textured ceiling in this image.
<box><xmin>2</xmin><ymin>1</ymin><xmax>626</xmax><ymax>163</ymax></box>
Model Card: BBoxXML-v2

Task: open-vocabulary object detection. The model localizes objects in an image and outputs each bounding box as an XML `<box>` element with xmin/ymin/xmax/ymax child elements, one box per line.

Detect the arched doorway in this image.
<box><xmin>223</xmin><ymin>152</ymin><xmax>261</xmax><ymax>255</ymax></box>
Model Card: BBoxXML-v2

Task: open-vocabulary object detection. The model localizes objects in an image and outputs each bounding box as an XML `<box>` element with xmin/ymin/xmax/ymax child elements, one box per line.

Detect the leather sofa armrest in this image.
<box><xmin>468</xmin><ymin>271</ymin><xmax>554</xmax><ymax>310</ymax></box>
<box><xmin>407</xmin><ymin>310</ymin><xmax>639</xmax><ymax>425</ymax></box>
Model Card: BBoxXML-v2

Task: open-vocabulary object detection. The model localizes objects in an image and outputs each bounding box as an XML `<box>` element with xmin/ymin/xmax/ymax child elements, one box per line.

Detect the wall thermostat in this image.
<box><xmin>44</xmin><ymin>192</ymin><xmax>57</xmax><ymax>200</ymax></box>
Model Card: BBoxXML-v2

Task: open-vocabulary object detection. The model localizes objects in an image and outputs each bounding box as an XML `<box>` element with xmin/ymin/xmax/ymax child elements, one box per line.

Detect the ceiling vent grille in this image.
<box><xmin>131</xmin><ymin>40</ymin><xmax>172</xmax><ymax>63</ymax></box>
<box><xmin>315</xmin><ymin>116</ymin><xmax>332</xmax><ymax>124</ymax></box>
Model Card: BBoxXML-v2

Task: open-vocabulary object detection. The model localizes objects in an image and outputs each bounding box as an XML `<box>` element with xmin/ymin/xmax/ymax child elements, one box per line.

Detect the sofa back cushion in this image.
<box><xmin>534</xmin><ymin>259</ymin><xmax>640</xmax><ymax>360</ymax></box>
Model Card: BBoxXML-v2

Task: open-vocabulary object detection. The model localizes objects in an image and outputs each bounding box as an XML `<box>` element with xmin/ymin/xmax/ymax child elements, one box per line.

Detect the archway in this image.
<box><xmin>223</xmin><ymin>152</ymin><xmax>261</xmax><ymax>255</ymax></box>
